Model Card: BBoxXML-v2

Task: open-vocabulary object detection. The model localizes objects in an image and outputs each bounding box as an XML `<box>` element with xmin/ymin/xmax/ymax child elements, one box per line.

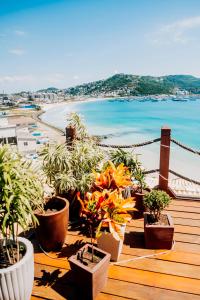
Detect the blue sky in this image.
<box><xmin>1</xmin><ymin>0</ymin><xmax>200</xmax><ymax>92</ymax></box>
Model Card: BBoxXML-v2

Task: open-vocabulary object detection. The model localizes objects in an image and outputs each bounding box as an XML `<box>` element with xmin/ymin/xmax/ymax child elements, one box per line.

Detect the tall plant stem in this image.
<box><xmin>89</xmin><ymin>224</ymin><xmax>94</xmax><ymax>263</ymax></box>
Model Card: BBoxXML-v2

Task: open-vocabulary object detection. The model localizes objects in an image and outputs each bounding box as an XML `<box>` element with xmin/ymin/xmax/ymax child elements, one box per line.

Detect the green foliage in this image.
<box><xmin>134</xmin><ymin>166</ymin><xmax>147</xmax><ymax>192</ymax></box>
<box><xmin>40</xmin><ymin>114</ymin><xmax>104</xmax><ymax>197</ymax></box>
<box><xmin>109</xmin><ymin>148</ymin><xmax>140</xmax><ymax>177</ymax></box>
<box><xmin>67</xmin><ymin>112</ymin><xmax>89</xmax><ymax>140</ymax></box>
<box><xmin>0</xmin><ymin>145</ymin><xmax>44</xmax><ymax>266</ymax></box>
<box><xmin>65</xmin><ymin>73</ymin><xmax>200</xmax><ymax>97</ymax></box>
<box><xmin>143</xmin><ymin>190</ymin><xmax>171</xmax><ymax>222</ymax></box>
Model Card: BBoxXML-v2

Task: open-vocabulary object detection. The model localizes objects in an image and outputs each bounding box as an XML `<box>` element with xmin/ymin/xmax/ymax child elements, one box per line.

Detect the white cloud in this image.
<box><xmin>9</xmin><ymin>49</ymin><xmax>26</xmax><ymax>55</ymax></box>
<box><xmin>0</xmin><ymin>75</ymin><xmax>33</xmax><ymax>83</ymax></box>
<box><xmin>14</xmin><ymin>30</ymin><xmax>26</xmax><ymax>36</ymax></box>
<box><xmin>150</xmin><ymin>16</ymin><xmax>200</xmax><ymax>45</ymax></box>
<box><xmin>73</xmin><ymin>75</ymin><xmax>79</xmax><ymax>80</ymax></box>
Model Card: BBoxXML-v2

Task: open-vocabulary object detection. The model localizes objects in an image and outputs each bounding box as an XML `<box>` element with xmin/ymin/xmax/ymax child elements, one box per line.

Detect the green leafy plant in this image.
<box><xmin>109</xmin><ymin>148</ymin><xmax>140</xmax><ymax>177</ymax></box>
<box><xmin>40</xmin><ymin>113</ymin><xmax>104</xmax><ymax>204</ymax></box>
<box><xmin>67</xmin><ymin>112</ymin><xmax>89</xmax><ymax>140</ymax></box>
<box><xmin>134</xmin><ymin>166</ymin><xmax>147</xmax><ymax>193</ymax></box>
<box><xmin>143</xmin><ymin>190</ymin><xmax>171</xmax><ymax>223</ymax></box>
<box><xmin>0</xmin><ymin>145</ymin><xmax>44</xmax><ymax>268</ymax></box>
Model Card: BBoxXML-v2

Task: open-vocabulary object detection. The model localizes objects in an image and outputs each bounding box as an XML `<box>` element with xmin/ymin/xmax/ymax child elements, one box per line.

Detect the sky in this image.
<box><xmin>1</xmin><ymin>0</ymin><xmax>200</xmax><ymax>93</ymax></box>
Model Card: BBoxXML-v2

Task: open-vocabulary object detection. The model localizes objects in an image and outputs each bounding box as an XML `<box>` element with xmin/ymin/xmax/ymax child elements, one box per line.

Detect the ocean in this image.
<box><xmin>41</xmin><ymin>97</ymin><xmax>200</xmax><ymax>180</ymax></box>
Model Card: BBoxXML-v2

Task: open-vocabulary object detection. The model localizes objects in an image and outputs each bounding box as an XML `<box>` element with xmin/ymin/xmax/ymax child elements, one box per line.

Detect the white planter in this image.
<box><xmin>0</xmin><ymin>237</ymin><xmax>34</xmax><ymax>300</ymax></box>
<box><xmin>97</xmin><ymin>224</ymin><xmax>126</xmax><ymax>262</ymax></box>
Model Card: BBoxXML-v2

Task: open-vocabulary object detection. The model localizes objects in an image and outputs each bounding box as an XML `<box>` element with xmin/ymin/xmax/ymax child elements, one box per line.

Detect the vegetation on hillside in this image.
<box><xmin>64</xmin><ymin>73</ymin><xmax>200</xmax><ymax>97</ymax></box>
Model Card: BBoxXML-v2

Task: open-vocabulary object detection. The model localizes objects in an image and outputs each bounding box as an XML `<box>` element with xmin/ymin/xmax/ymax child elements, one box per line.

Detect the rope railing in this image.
<box><xmin>96</xmin><ymin>138</ymin><xmax>161</xmax><ymax>149</ymax></box>
<box><xmin>171</xmin><ymin>138</ymin><xmax>200</xmax><ymax>156</ymax></box>
<box><xmin>169</xmin><ymin>169</ymin><xmax>200</xmax><ymax>186</ymax></box>
<box><xmin>143</xmin><ymin>169</ymin><xmax>159</xmax><ymax>175</ymax></box>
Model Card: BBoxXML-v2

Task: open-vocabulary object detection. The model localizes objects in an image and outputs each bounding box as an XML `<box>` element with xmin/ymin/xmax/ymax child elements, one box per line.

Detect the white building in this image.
<box><xmin>17</xmin><ymin>133</ymin><xmax>37</xmax><ymax>154</ymax></box>
<box><xmin>0</xmin><ymin>118</ymin><xmax>37</xmax><ymax>154</ymax></box>
<box><xmin>0</xmin><ymin>118</ymin><xmax>17</xmax><ymax>145</ymax></box>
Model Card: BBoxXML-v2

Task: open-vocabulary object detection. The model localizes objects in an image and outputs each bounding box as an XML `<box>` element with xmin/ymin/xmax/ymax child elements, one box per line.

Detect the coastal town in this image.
<box><xmin>0</xmin><ymin>73</ymin><xmax>199</xmax><ymax>162</ymax></box>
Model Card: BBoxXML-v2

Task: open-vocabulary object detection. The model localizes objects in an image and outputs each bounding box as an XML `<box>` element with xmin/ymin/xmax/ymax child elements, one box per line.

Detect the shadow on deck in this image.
<box><xmin>31</xmin><ymin>198</ymin><xmax>200</xmax><ymax>300</ymax></box>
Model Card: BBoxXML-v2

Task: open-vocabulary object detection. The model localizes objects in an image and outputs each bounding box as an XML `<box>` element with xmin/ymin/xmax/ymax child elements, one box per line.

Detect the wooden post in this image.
<box><xmin>159</xmin><ymin>126</ymin><xmax>171</xmax><ymax>191</ymax></box>
<box><xmin>65</xmin><ymin>126</ymin><xmax>76</xmax><ymax>146</ymax></box>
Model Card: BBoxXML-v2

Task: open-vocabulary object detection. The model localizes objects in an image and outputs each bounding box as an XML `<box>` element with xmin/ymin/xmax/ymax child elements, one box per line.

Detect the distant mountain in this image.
<box><xmin>64</xmin><ymin>74</ymin><xmax>200</xmax><ymax>97</ymax></box>
<box><xmin>37</xmin><ymin>87</ymin><xmax>59</xmax><ymax>93</ymax></box>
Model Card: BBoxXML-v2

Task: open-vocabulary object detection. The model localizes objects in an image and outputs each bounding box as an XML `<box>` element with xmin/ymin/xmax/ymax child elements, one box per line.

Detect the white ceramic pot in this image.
<box><xmin>97</xmin><ymin>224</ymin><xmax>126</xmax><ymax>262</ymax></box>
<box><xmin>0</xmin><ymin>237</ymin><xmax>34</xmax><ymax>300</ymax></box>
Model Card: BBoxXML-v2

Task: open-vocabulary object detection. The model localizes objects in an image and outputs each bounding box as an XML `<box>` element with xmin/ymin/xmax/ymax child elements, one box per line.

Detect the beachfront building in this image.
<box><xmin>0</xmin><ymin>118</ymin><xmax>17</xmax><ymax>145</ymax></box>
<box><xmin>17</xmin><ymin>132</ymin><xmax>37</xmax><ymax>154</ymax></box>
<box><xmin>0</xmin><ymin>117</ymin><xmax>37</xmax><ymax>154</ymax></box>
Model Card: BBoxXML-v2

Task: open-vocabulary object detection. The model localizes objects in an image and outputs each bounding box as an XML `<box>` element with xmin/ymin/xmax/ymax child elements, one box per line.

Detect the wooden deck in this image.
<box><xmin>31</xmin><ymin>199</ymin><xmax>200</xmax><ymax>300</ymax></box>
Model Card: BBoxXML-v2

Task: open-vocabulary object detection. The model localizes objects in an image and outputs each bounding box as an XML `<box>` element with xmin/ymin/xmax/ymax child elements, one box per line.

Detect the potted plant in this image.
<box><xmin>40</xmin><ymin>113</ymin><xmax>103</xmax><ymax>221</ymax></box>
<box><xmin>34</xmin><ymin>195</ymin><xmax>69</xmax><ymax>251</ymax></box>
<box><xmin>109</xmin><ymin>148</ymin><xmax>140</xmax><ymax>198</ymax></box>
<box><xmin>133</xmin><ymin>166</ymin><xmax>150</xmax><ymax>218</ymax></box>
<box><xmin>78</xmin><ymin>163</ymin><xmax>136</xmax><ymax>261</ymax></box>
<box><xmin>95</xmin><ymin>190</ymin><xmax>135</xmax><ymax>261</ymax></box>
<box><xmin>93</xmin><ymin>161</ymin><xmax>133</xmax><ymax>191</ymax></box>
<box><xmin>68</xmin><ymin>191</ymin><xmax>111</xmax><ymax>300</ymax></box>
<box><xmin>0</xmin><ymin>145</ymin><xmax>43</xmax><ymax>300</ymax></box>
<box><xmin>143</xmin><ymin>189</ymin><xmax>174</xmax><ymax>249</ymax></box>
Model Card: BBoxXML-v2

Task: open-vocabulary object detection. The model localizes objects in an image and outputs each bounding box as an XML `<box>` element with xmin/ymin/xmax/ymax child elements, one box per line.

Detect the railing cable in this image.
<box><xmin>171</xmin><ymin>138</ymin><xmax>200</xmax><ymax>156</ymax></box>
<box><xmin>169</xmin><ymin>169</ymin><xmax>200</xmax><ymax>186</ymax></box>
<box><xmin>96</xmin><ymin>138</ymin><xmax>161</xmax><ymax>149</ymax></box>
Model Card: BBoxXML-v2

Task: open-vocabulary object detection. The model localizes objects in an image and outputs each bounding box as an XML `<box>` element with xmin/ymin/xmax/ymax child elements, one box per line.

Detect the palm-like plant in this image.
<box><xmin>134</xmin><ymin>166</ymin><xmax>147</xmax><ymax>193</ymax></box>
<box><xmin>0</xmin><ymin>145</ymin><xmax>44</xmax><ymax>267</ymax></box>
<box><xmin>40</xmin><ymin>113</ymin><xmax>104</xmax><ymax>208</ymax></box>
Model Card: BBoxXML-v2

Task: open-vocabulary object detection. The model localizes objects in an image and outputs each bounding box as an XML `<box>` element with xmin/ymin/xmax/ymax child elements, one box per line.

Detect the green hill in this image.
<box><xmin>65</xmin><ymin>74</ymin><xmax>200</xmax><ymax>97</ymax></box>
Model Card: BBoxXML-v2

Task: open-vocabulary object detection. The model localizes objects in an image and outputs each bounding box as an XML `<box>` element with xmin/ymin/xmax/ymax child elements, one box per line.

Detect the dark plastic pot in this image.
<box><xmin>144</xmin><ymin>212</ymin><xmax>174</xmax><ymax>249</ymax></box>
<box><xmin>35</xmin><ymin>196</ymin><xmax>69</xmax><ymax>251</ymax></box>
<box><xmin>69</xmin><ymin>244</ymin><xmax>111</xmax><ymax>300</ymax></box>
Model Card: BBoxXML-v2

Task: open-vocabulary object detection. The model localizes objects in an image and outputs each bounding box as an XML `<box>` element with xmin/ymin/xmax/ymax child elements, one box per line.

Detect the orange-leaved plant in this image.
<box><xmin>93</xmin><ymin>162</ymin><xmax>132</xmax><ymax>191</ymax></box>
<box><xmin>77</xmin><ymin>189</ymin><xmax>136</xmax><ymax>241</ymax></box>
<box><xmin>96</xmin><ymin>190</ymin><xmax>136</xmax><ymax>240</ymax></box>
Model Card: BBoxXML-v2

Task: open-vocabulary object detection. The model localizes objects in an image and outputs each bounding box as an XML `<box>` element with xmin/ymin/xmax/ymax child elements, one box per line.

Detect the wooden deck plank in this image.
<box><xmin>116</xmin><ymin>254</ymin><xmax>200</xmax><ymax>279</ymax></box>
<box><xmin>34</xmin><ymin>263</ymin><xmax>200</xmax><ymax>298</ymax></box>
<box><xmin>109</xmin><ymin>265</ymin><xmax>200</xmax><ymax>294</ymax></box>
<box><xmin>166</xmin><ymin>210</ymin><xmax>200</xmax><ymax>220</ymax></box>
<box><xmin>171</xmin><ymin>200</ymin><xmax>200</xmax><ymax>207</ymax></box>
<box><xmin>171</xmin><ymin>217</ymin><xmax>200</xmax><ymax>227</ymax></box>
<box><xmin>32</xmin><ymin>199</ymin><xmax>200</xmax><ymax>299</ymax></box>
<box><xmin>103</xmin><ymin>278</ymin><xmax>200</xmax><ymax>300</ymax></box>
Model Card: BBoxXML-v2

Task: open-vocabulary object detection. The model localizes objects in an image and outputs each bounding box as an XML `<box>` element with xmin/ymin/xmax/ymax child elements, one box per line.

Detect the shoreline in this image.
<box><xmin>39</xmin><ymin>97</ymin><xmax>200</xmax><ymax>182</ymax></box>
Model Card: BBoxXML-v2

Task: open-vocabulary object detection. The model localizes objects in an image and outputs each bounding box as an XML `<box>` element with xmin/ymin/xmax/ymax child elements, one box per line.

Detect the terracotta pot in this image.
<box><xmin>97</xmin><ymin>224</ymin><xmax>126</xmax><ymax>261</ymax></box>
<box><xmin>35</xmin><ymin>196</ymin><xmax>69</xmax><ymax>251</ymax></box>
<box><xmin>60</xmin><ymin>190</ymin><xmax>81</xmax><ymax>221</ymax></box>
<box><xmin>133</xmin><ymin>188</ymin><xmax>151</xmax><ymax>218</ymax></box>
<box><xmin>133</xmin><ymin>192</ymin><xmax>145</xmax><ymax>218</ymax></box>
<box><xmin>69</xmin><ymin>244</ymin><xmax>111</xmax><ymax>300</ymax></box>
<box><xmin>144</xmin><ymin>212</ymin><xmax>174</xmax><ymax>249</ymax></box>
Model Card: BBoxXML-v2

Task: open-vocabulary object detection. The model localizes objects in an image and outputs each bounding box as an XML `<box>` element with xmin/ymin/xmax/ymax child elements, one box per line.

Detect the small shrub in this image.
<box><xmin>143</xmin><ymin>190</ymin><xmax>171</xmax><ymax>222</ymax></box>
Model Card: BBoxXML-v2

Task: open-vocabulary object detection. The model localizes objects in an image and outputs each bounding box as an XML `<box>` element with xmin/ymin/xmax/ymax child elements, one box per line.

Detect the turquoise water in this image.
<box><xmin>20</xmin><ymin>104</ymin><xmax>37</xmax><ymax>109</ymax></box>
<box><xmin>42</xmin><ymin>98</ymin><xmax>200</xmax><ymax>149</ymax></box>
